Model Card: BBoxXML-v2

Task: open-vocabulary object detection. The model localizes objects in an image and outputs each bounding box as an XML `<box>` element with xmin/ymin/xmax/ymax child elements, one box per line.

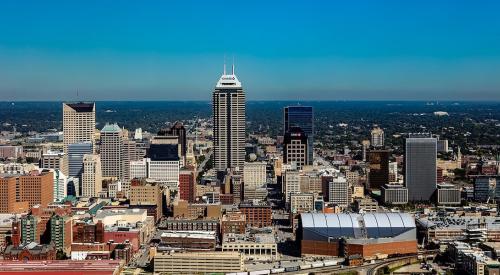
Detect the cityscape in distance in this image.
<box><xmin>1</xmin><ymin>1</ymin><xmax>500</xmax><ymax>275</ymax></box>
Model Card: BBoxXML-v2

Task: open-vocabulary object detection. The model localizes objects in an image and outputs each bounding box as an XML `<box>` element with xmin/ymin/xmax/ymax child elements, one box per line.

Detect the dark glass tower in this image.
<box><xmin>405</xmin><ymin>134</ymin><xmax>437</xmax><ymax>201</ymax></box>
<box><xmin>284</xmin><ymin>106</ymin><xmax>313</xmax><ymax>165</ymax></box>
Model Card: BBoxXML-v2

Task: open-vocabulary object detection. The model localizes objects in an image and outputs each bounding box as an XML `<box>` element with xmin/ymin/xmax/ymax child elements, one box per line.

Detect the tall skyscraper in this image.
<box><xmin>100</xmin><ymin>123</ymin><xmax>123</xmax><ymax>178</ymax></box>
<box><xmin>212</xmin><ymin>64</ymin><xmax>246</xmax><ymax>173</ymax></box>
<box><xmin>67</xmin><ymin>142</ymin><xmax>92</xmax><ymax>196</ymax></box>
<box><xmin>62</xmin><ymin>102</ymin><xmax>96</xmax><ymax>174</ymax></box>
<box><xmin>405</xmin><ymin>134</ymin><xmax>437</xmax><ymax>201</ymax></box>
<box><xmin>158</xmin><ymin>122</ymin><xmax>187</xmax><ymax>158</ymax></box>
<box><xmin>371</xmin><ymin>127</ymin><xmax>384</xmax><ymax>148</ymax></box>
<box><xmin>284</xmin><ymin>106</ymin><xmax>313</xmax><ymax>165</ymax></box>
<box><xmin>283</xmin><ymin>127</ymin><xmax>308</xmax><ymax>170</ymax></box>
<box><xmin>81</xmin><ymin>154</ymin><xmax>102</xmax><ymax>197</ymax></box>
<box><xmin>367</xmin><ymin>150</ymin><xmax>390</xmax><ymax>190</ymax></box>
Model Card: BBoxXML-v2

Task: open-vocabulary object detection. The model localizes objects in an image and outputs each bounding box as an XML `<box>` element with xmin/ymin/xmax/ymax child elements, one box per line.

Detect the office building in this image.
<box><xmin>283</xmin><ymin>127</ymin><xmax>308</xmax><ymax>169</ymax></box>
<box><xmin>100</xmin><ymin>123</ymin><xmax>123</xmax><ymax>179</ymax></box>
<box><xmin>284</xmin><ymin>106</ymin><xmax>313</xmax><ymax>165</ymax></box>
<box><xmin>328</xmin><ymin>177</ymin><xmax>349</xmax><ymax>208</ymax></box>
<box><xmin>367</xmin><ymin>150</ymin><xmax>390</xmax><ymax>190</ymax></box>
<box><xmin>474</xmin><ymin>176</ymin><xmax>499</xmax><ymax>202</ymax></box>
<box><xmin>283</xmin><ymin>170</ymin><xmax>301</xmax><ymax>203</ymax></box>
<box><xmin>158</xmin><ymin>121</ymin><xmax>187</xmax><ymax>158</ymax></box>
<box><xmin>0</xmin><ymin>177</ymin><xmax>17</xmax><ymax>213</ymax></box>
<box><xmin>405</xmin><ymin>134</ymin><xmax>437</xmax><ymax>201</ymax></box>
<box><xmin>62</xmin><ymin>102</ymin><xmax>95</xmax><ymax>174</ymax></box>
<box><xmin>222</xmin><ymin>233</ymin><xmax>278</xmax><ymax>261</ymax></box>
<box><xmin>212</xmin><ymin>64</ymin><xmax>246</xmax><ymax>173</ymax></box>
<box><xmin>0</xmin><ymin>145</ymin><xmax>23</xmax><ymax>159</ymax></box>
<box><xmin>130</xmin><ymin>181</ymin><xmax>163</xmax><ymax>220</ymax></box>
<box><xmin>243</xmin><ymin>161</ymin><xmax>267</xmax><ymax>188</ymax></box>
<box><xmin>179</xmin><ymin>169</ymin><xmax>196</xmax><ymax>203</ymax></box>
<box><xmin>2</xmin><ymin>171</ymin><xmax>54</xmax><ymax>211</ymax></box>
<box><xmin>371</xmin><ymin>127</ymin><xmax>384</xmax><ymax>147</ymax></box>
<box><xmin>381</xmin><ymin>184</ymin><xmax>409</xmax><ymax>205</ymax></box>
<box><xmin>81</xmin><ymin>154</ymin><xmax>102</xmax><ymax>197</ymax></box>
<box><xmin>239</xmin><ymin>201</ymin><xmax>272</xmax><ymax>228</ymax></box>
<box><xmin>353</xmin><ymin>198</ymin><xmax>379</xmax><ymax>213</ymax></box>
<box><xmin>51</xmin><ymin>169</ymin><xmax>68</xmax><ymax>202</ymax></box>
<box><xmin>41</xmin><ymin>150</ymin><xmax>64</xmax><ymax>170</ymax></box>
<box><xmin>67</xmin><ymin>142</ymin><xmax>93</xmax><ymax>194</ymax></box>
<box><xmin>437</xmin><ymin>184</ymin><xmax>461</xmax><ymax>205</ymax></box>
<box><xmin>221</xmin><ymin>212</ymin><xmax>246</xmax><ymax>235</ymax></box>
<box><xmin>290</xmin><ymin>193</ymin><xmax>315</xmax><ymax>214</ymax></box>
<box><xmin>122</xmin><ymin>139</ymin><xmax>141</xmax><ymax>182</ymax></box>
<box><xmin>149</xmin><ymin>136</ymin><xmax>180</xmax><ymax>161</ymax></box>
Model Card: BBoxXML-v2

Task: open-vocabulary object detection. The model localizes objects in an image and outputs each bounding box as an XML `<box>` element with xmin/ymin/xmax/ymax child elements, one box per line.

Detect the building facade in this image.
<box><xmin>405</xmin><ymin>135</ymin><xmax>437</xmax><ymax>201</ymax></box>
<box><xmin>284</xmin><ymin>106</ymin><xmax>314</xmax><ymax>165</ymax></box>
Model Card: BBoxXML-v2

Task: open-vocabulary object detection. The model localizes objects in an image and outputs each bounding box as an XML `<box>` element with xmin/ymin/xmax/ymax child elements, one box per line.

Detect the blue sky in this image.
<box><xmin>0</xmin><ymin>0</ymin><xmax>499</xmax><ymax>101</ymax></box>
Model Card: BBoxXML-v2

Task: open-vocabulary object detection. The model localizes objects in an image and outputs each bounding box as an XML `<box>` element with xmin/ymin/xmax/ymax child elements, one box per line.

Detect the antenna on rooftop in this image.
<box><xmin>224</xmin><ymin>54</ymin><xmax>226</xmax><ymax>75</ymax></box>
<box><xmin>232</xmin><ymin>55</ymin><xmax>235</xmax><ymax>75</ymax></box>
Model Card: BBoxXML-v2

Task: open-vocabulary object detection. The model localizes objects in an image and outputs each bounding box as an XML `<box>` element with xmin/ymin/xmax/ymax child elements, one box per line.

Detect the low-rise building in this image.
<box><xmin>239</xmin><ymin>201</ymin><xmax>272</xmax><ymax>228</ymax></box>
<box><xmin>221</xmin><ymin>233</ymin><xmax>278</xmax><ymax>261</ymax></box>
<box><xmin>154</xmin><ymin>251</ymin><xmax>244</xmax><ymax>273</ymax></box>
<box><xmin>381</xmin><ymin>183</ymin><xmax>408</xmax><ymax>205</ymax></box>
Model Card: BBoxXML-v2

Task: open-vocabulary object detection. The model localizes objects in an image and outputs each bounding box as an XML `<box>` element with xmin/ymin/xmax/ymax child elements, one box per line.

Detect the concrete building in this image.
<box><xmin>221</xmin><ymin>212</ymin><xmax>246</xmax><ymax>235</ymax></box>
<box><xmin>290</xmin><ymin>193</ymin><xmax>315</xmax><ymax>214</ymax></box>
<box><xmin>222</xmin><ymin>233</ymin><xmax>278</xmax><ymax>261</ymax></box>
<box><xmin>381</xmin><ymin>183</ymin><xmax>408</xmax><ymax>205</ymax></box>
<box><xmin>0</xmin><ymin>145</ymin><xmax>23</xmax><ymax>159</ymax></box>
<box><xmin>243</xmin><ymin>161</ymin><xmax>267</xmax><ymax>188</ymax></box>
<box><xmin>284</xmin><ymin>170</ymin><xmax>300</xmax><ymax>203</ymax></box>
<box><xmin>67</xmin><ymin>142</ymin><xmax>92</xmax><ymax>181</ymax></box>
<box><xmin>371</xmin><ymin>127</ymin><xmax>384</xmax><ymax>148</ymax></box>
<box><xmin>179</xmin><ymin>169</ymin><xmax>195</xmax><ymax>203</ymax></box>
<box><xmin>328</xmin><ymin>177</ymin><xmax>349</xmax><ymax>208</ymax></box>
<box><xmin>354</xmin><ymin>198</ymin><xmax>379</xmax><ymax>213</ymax></box>
<box><xmin>50</xmin><ymin>215</ymin><xmax>72</xmax><ymax>256</ymax></box>
<box><xmin>283</xmin><ymin>127</ymin><xmax>308</xmax><ymax>170</ymax></box>
<box><xmin>437</xmin><ymin>183</ymin><xmax>461</xmax><ymax>205</ymax></box>
<box><xmin>63</xmin><ymin>102</ymin><xmax>95</xmax><ymax>175</ymax></box>
<box><xmin>405</xmin><ymin>134</ymin><xmax>437</xmax><ymax>201</ymax></box>
<box><xmin>154</xmin><ymin>251</ymin><xmax>244</xmax><ymax>273</ymax></box>
<box><xmin>51</xmin><ymin>169</ymin><xmax>68</xmax><ymax>202</ymax></box>
<box><xmin>0</xmin><ymin>171</ymin><xmax>54</xmax><ymax>211</ymax></box>
<box><xmin>284</xmin><ymin>106</ymin><xmax>314</xmax><ymax>165</ymax></box>
<box><xmin>41</xmin><ymin>150</ymin><xmax>64</xmax><ymax>170</ymax></box>
<box><xmin>100</xmin><ymin>123</ymin><xmax>123</xmax><ymax>179</ymax></box>
<box><xmin>212</xmin><ymin>64</ymin><xmax>246</xmax><ymax>173</ymax></box>
<box><xmin>474</xmin><ymin>176</ymin><xmax>499</xmax><ymax>202</ymax></box>
<box><xmin>129</xmin><ymin>181</ymin><xmax>163</xmax><ymax>220</ymax></box>
<box><xmin>129</xmin><ymin>158</ymin><xmax>179</xmax><ymax>189</ymax></box>
<box><xmin>81</xmin><ymin>154</ymin><xmax>102</xmax><ymax>197</ymax></box>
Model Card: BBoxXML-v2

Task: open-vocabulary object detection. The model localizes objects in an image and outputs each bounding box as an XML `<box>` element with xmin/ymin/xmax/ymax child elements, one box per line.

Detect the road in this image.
<box><xmin>196</xmin><ymin>151</ymin><xmax>213</xmax><ymax>174</ymax></box>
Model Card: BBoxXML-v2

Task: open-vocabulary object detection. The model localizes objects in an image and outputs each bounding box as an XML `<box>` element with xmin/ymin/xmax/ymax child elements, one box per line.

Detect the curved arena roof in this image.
<box><xmin>299</xmin><ymin>213</ymin><xmax>416</xmax><ymax>241</ymax></box>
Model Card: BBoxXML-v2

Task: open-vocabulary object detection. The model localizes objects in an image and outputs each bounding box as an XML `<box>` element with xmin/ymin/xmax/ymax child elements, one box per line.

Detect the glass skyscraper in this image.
<box><xmin>284</xmin><ymin>106</ymin><xmax>314</xmax><ymax>165</ymax></box>
<box><xmin>405</xmin><ymin>134</ymin><xmax>437</xmax><ymax>201</ymax></box>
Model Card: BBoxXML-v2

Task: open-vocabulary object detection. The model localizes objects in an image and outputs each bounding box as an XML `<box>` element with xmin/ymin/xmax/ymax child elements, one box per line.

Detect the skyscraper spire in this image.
<box><xmin>232</xmin><ymin>56</ymin><xmax>235</xmax><ymax>75</ymax></box>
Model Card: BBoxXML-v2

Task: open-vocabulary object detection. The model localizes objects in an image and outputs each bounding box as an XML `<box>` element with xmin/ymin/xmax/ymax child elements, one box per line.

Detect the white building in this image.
<box><xmin>81</xmin><ymin>154</ymin><xmax>102</xmax><ymax>197</ymax></box>
<box><xmin>129</xmin><ymin>158</ymin><xmax>179</xmax><ymax>189</ymax></box>
<box><xmin>243</xmin><ymin>161</ymin><xmax>267</xmax><ymax>188</ymax></box>
<box><xmin>381</xmin><ymin>183</ymin><xmax>408</xmax><ymax>205</ymax></box>
<box><xmin>41</xmin><ymin>150</ymin><xmax>64</xmax><ymax>170</ymax></box>
<box><xmin>328</xmin><ymin>177</ymin><xmax>349</xmax><ymax>207</ymax></box>
<box><xmin>371</xmin><ymin>127</ymin><xmax>384</xmax><ymax>147</ymax></box>
<box><xmin>290</xmin><ymin>193</ymin><xmax>314</xmax><ymax>214</ymax></box>
<box><xmin>284</xmin><ymin>170</ymin><xmax>300</xmax><ymax>203</ymax></box>
<box><xmin>50</xmin><ymin>169</ymin><xmax>68</xmax><ymax>202</ymax></box>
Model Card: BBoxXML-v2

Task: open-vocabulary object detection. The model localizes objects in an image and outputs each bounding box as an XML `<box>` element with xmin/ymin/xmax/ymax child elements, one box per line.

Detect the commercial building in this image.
<box><xmin>354</xmin><ymin>198</ymin><xmax>379</xmax><ymax>213</ymax></box>
<box><xmin>63</xmin><ymin>102</ymin><xmax>95</xmax><ymax>175</ymax></box>
<box><xmin>179</xmin><ymin>169</ymin><xmax>195</xmax><ymax>203</ymax></box>
<box><xmin>130</xmin><ymin>158</ymin><xmax>179</xmax><ymax>189</ymax></box>
<box><xmin>437</xmin><ymin>183</ymin><xmax>461</xmax><ymax>205</ymax></box>
<box><xmin>51</xmin><ymin>169</ymin><xmax>68</xmax><ymax>202</ymax></box>
<box><xmin>290</xmin><ymin>193</ymin><xmax>315</xmax><ymax>214</ymax></box>
<box><xmin>158</xmin><ymin>219</ymin><xmax>219</xmax><ymax>232</ymax></box>
<box><xmin>0</xmin><ymin>260</ymin><xmax>123</xmax><ymax>275</ymax></box>
<box><xmin>41</xmin><ymin>150</ymin><xmax>64</xmax><ymax>170</ymax></box>
<box><xmin>221</xmin><ymin>212</ymin><xmax>246</xmax><ymax>235</ymax></box>
<box><xmin>129</xmin><ymin>181</ymin><xmax>163</xmax><ymax>220</ymax></box>
<box><xmin>239</xmin><ymin>201</ymin><xmax>272</xmax><ymax>228</ymax></box>
<box><xmin>284</xmin><ymin>105</ymin><xmax>314</xmax><ymax>165</ymax></box>
<box><xmin>157</xmin><ymin>121</ymin><xmax>187</xmax><ymax>158</ymax></box>
<box><xmin>283</xmin><ymin>127</ymin><xmax>308</xmax><ymax>169</ymax></box>
<box><xmin>283</xmin><ymin>170</ymin><xmax>300</xmax><ymax>203</ymax></box>
<box><xmin>212</xmin><ymin>64</ymin><xmax>246</xmax><ymax>173</ymax></box>
<box><xmin>474</xmin><ymin>176</ymin><xmax>499</xmax><ymax>202</ymax></box>
<box><xmin>367</xmin><ymin>150</ymin><xmax>390</xmax><ymax>190</ymax></box>
<box><xmin>405</xmin><ymin>134</ymin><xmax>437</xmax><ymax>201</ymax></box>
<box><xmin>371</xmin><ymin>127</ymin><xmax>384</xmax><ymax>148</ymax></box>
<box><xmin>154</xmin><ymin>251</ymin><xmax>244</xmax><ymax>273</ymax></box>
<box><xmin>243</xmin><ymin>161</ymin><xmax>267</xmax><ymax>188</ymax></box>
<box><xmin>67</xmin><ymin>142</ymin><xmax>93</xmax><ymax>180</ymax></box>
<box><xmin>381</xmin><ymin>184</ymin><xmax>408</xmax><ymax>205</ymax></box>
<box><xmin>172</xmin><ymin>200</ymin><xmax>221</xmax><ymax>220</ymax></box>
<box><xmin>222</xmin><ymin>233</ymin><xmax>278</xmax><ymax>261</ymax></box>
<box><xmin>100</xmin><ymin>123</ymin><xmax>123</xmax><ymax>179</ymax></box>
<box><xmin>3</xmin><ymin>242</ymin><xmax>56</xmax><ymax>261</ymax></box>
<box><xmin>328</xmin><ymin>177</ymin><xmax>349</xmax><ymax>208</ymax></box>
<box><xmin>0</xmin><ymin>145</ymin><xmax>23</xmax><ymax>159</ymax></box>
<box><xmin>159</xmin><ymin>231</ymin><xmax>216</xmax><ymax>251</ymax></box>
<box><xmin>81</xmin><ymin>154</ymin><xmax>102</xmax><ymax>197</ymax></box>
<box><xmin>298</xmin><ymin>213</ymin><xmax>417</xmax><ymax>258</ymax></box>
<box><xmin>0</xmin><ymin>171</ymin><xmax>54</xmax><ymax>212</ymax></box>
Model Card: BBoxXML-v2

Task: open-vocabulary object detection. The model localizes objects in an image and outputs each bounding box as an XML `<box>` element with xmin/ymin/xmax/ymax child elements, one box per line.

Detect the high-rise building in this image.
<box><xmin>243</xmin><ymin>161</ymin><xmax>267</xmax><ymax>188</ymax></box>
<box><xmin>371</xmin><ymin>127</ymin><xmax>384</xmax><ymax>148</ymax></box>
<box><xmin>100</xmin><ymin>123</ymin><xmax>123</xmax><ymax>179</ymax></box>
<box><xmin>179</xmin><ymin>169</ymin><xmax>195</xmax><ymax>203</ymax></box>
<box><xmin>18</xmin><ymin>171</ymin><xmax>54</xmax><ymax>210</ymax></box>
<box><xmin>284</xmin><ymin>106</ymin><xmax>313</xmax><ymax>165</ymax></box>
<box><xmin>130</xmin><ymin>181</ymin><xmax>163</xmax><ymax>220</ymax></box>
<box><xmin>21</xmin><ymin>215</ymin><xmax>38</xmax><ymax>244</ymax></box>
<box><xmin>51</xmin><ymin>169</ymin><xmax>68</xmax><ymax>202</ymax></box>
<box><xmin>62</xmin><ymin>102</ymin><xmax>95</xmax><ymax>174</ymax></box>
<box><xmin>405</xmin><ymin>134</ymin><xmax>437</xmax><ymax>201</ymax></box>
<box><xmin>81</xmin><ymin>154</ymin><xmax>102</xmax><ymax>197</ymax></box>
<box><xmin>67</xmin><ymin>142</ymin><xmax>92</xmax><ymax>178</ymax></box>
<box><xmin>283</xmin><ymin>170</ymin><xmax>300</xmax><ymax>203</ymax></box>
<box><xmin>367</xmin><ymin>150</ymin><xmax>390</xmax><ymax>190</ymax></box>
<box><xmin>50</xmin><ymin>215</ymin><xmax>72</xmax><ymax>256</ymax></box>
<box><xmin>159</xmin><ymin>122</ymin><xmax>187</xmax><ymax>158</ymax></box>
<box><xmin>328</xmin><ymin>177</ymin><xmax>349</xmax><ymax>207</ymax></box>
<box><xmin>283</xmin><ymin>127</ymin><xmax>308</xmax><ymax>170</ymax></box>
<box><xmin>149</xmin><ymin>136</ymin><xmax>180</xmax><ymax>161</ymax></box>
<box><xmin>0</xmin><ymin>177</ymin><xmax>16</xmax><ymax>213</ymax></box>
<box><xmin>212</xmin><ymin>64</ymin><xmax>246</xmax><ymax>173</ymax></box>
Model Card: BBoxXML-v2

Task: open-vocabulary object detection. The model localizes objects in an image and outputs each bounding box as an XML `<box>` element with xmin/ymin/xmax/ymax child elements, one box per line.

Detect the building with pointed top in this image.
<box><xmin>212</xmin><ymin>63</ymin><xmax>246</xmax><ymax>174</ymax></box>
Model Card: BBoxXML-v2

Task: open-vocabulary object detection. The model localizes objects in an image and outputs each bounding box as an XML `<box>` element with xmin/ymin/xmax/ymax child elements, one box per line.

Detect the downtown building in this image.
<box><xmin>405</xmin><ymin>134</ymin><xmax>437</xmax><ymax>202</ymax></box>
<box><xmin>100</xmin><ymin>123</ymin><xmax>123</xmax><ymax>179</ymax></box>
<box><xmin>62</xmin><ymin>102</ymin><xmax>96</xmax><ymax>175</ymax></box>
<box><xmin>284</xmin><ymin>105</ymin><xmax>314</xmax><ymax>165</ymax></box>
<box><xmin>283</xmin><ymin>127</ymin><xmax>309</xmax><ymax>170</ymax></box>
<box><xmin>212</xmin><ymin>64</ymin><xmax>246</xmax><ymax>175</ymax></box>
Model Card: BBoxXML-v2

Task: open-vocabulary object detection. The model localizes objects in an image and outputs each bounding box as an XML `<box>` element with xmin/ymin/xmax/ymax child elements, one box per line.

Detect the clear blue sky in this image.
<box><xmin>1</xmin><ymin>0</ymin><xmax>499</xmax><ymax>101</ymax></box>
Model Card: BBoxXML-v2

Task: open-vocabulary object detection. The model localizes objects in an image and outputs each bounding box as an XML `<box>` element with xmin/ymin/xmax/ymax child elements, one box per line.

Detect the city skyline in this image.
<box><xmin>1</xmin><ymin>1</ymin><xmax>500</xmax><ymax>101</ymax></box>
